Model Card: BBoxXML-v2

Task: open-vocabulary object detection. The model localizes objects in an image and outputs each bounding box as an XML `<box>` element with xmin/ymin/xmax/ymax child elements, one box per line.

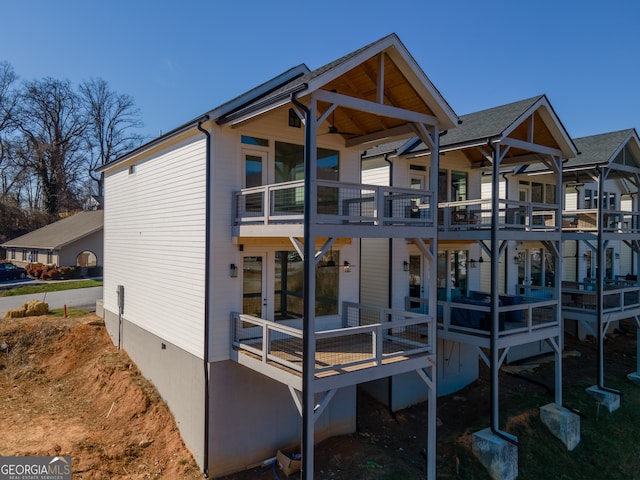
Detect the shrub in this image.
<box><xmin>59</xmin><ymin>266</ymin><xmax>82</xmax><ymax>279</ymax></box>
<box><xmin>44</xmin><ymin>268</ymin><xmax>61</xmax><ymax>280</ymax></box>
<box><xmin>87</xmin><ymin>265</ymin><xmax>102</xmax><ymax>277</ymax></box>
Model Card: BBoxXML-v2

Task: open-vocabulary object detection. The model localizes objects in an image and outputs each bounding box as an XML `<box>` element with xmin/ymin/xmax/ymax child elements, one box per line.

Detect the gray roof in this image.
<box><xmin>567</xmin><ymin>129</ymin><xmax>637</xmax><ymax>168</ymax></box>
<box><xmin>442</xmin><ymin>96</ymin><xmax>545</xmax><ymax>147</ymax></box>
<box><xmin>403</xmin><ymin>96</ymin><xmax>545</xmax><ymax>153</ymax></box>
<box><xmin>2</xmin><ymin>210</ymin><xmax>103</xmax><ymax>250</ymax></box>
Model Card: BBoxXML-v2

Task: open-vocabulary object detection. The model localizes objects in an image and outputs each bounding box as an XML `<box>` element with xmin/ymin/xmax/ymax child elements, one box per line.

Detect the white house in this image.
<box><xmin>98</xmin><ymin>34</ymin><xmax>458</xmax><ymax>479</ymax></box>
<box><xmin>558</xmin><ymin>129</ymin><xmax>640</xmax><ymax>396</ymax></box>
<box><xmin>362</xmin><ymin>95</ymin><xmax>582</xmax><ymax>469</ymax></box>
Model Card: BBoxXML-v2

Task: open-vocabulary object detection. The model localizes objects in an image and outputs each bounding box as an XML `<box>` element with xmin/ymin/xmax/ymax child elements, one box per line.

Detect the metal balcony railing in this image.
<box><xmin>438</xmin><ymin>199</ymin><xmax>559</xmax><ymax>232</ymax></box>
<box><xmin>562</xmin><ymin>209</ymin><xmax>640</xmax><ymax>234</ymax></box>
<box><xmin>561</xmin><ymin>280</ymin><xmax>640</xmax><ymax>314</ymax></box>
<box><xmin>233</xmin><ymin>180</ymin><xmax>434</xmax><ymax>228</ymax></box>
<box><xmin>231</xmin><ymin>302</ymin><xmax>433</xmax><ymax>378</ymax></box>
<box><xmin>407</xmin><ymin>293</ymin><xmax>559</xmax><ymax>339</ymax></box>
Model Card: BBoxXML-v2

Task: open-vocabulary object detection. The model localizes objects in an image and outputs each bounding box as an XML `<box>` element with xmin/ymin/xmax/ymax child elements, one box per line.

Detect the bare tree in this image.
<box><xmin>14</xmin><ymin>77</ymin><xmax>87</xmax><ymax>216</ymax></box>
<box><xmin>80</xmin><ymin>78</ymin><xmax>144</xmax><ymax>197</ymax></box>
<box><xmin>0</xmin><ymin>61</ymin><xmax>20</xmax><ymax>201</ymax></box>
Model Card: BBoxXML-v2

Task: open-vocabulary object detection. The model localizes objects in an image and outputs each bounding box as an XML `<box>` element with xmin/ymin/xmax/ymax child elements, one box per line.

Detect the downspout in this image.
<box><xmin>502</xmin><ymin>172</ymin><xmax>509</xmax><ymax>292</ymax></box>
<box><xmin>197</xmin><ymin>116</ymin><xmax>212</xmax><ymax>478</ymax></box>
<box><xmin>290</xmin><ymin>88</ymin><xmax>314</xmax><ymax>480</ymax></box>
<box><xmin>487</xmin><ymin>139</ymin><xmax>519</xmax><ymax>446</ymax></box>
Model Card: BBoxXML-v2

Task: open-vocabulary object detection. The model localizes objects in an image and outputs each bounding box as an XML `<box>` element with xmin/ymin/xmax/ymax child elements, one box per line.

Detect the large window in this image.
<box><xmin>439</xmin><ymin>169</ymin><xmax>468</xmax><ymax>202</ymax></box>
<box><xmin>274</xmin><ymin>250</ymin><xmax>339</xmax><ymax>319</ymax></box>
<box><xmin>274</xmin><ymin>141</ymin><xmax>339</xmax><ymax>183</ymax></box>
<box><xmin>437</xmin><ymin>249</ymin><xmax>469</xmax><ymax>300</ymax></box>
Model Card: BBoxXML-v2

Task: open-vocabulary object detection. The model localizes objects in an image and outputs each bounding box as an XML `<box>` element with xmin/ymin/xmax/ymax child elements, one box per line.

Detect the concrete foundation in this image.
<box><xmin>586</xmin><ymin>386</ymin><xmax>621</xmax><ymax>412</ymax></box>
<box><xmin>472</xmin><ymin>428</ymin><xmax>518</xmax><ymax>480</ymax></box>
<box><xmin>627</xmin><ymin>372</ymin><xmax>640</xmax><ymax>386</ymax></box>
<box><xmin>539</xmin><ymin>403</ymin><xmax>580</xmax><ymax>451</ymax></box>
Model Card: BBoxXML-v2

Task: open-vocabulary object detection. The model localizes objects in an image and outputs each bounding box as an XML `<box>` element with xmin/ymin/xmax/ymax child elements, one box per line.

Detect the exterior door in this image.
<box><xmin>409</xmin><ymin>254</ymin><xmax>424</xmax><ymax>310</ymax></box>
<box><xmin>243</xmin><ymin>150</ymin><xmax>268</xmax><ymax>214</ymax></box>
<box><xmin>242</xmin><ymin>254</ymin><xmax>268</xmax><ymax>319</ymax></box>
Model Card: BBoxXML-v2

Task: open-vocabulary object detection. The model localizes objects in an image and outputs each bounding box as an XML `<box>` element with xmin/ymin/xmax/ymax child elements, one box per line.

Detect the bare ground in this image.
<box><xmin>1</xmin><ymin>313</ymin><xmax>637</xmax><ymax>479</ymax></box>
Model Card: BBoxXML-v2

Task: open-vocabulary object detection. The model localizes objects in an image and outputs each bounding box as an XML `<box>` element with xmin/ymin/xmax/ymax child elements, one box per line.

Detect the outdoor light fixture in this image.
<box><xmin>230</xmin><ymin>263</ymin><xmax>238</xmax><ymax>277</ymax></box>
<box><xmin>514</xmin><ymin>256</ymin><xmax>519</xmax><ymax>265</ymax></box>
<box><xmin>615</xmin><ymin>253</ymin><xmax>620</xmax><ymax>259</ymax></box>
<box><xmin>469</xmin><ymin>259</ymin><xmax>476</xmax><ymax>268</ymax></box>
<box><xmin>403</xmin><ymin>261</ymin><xmax>409</xmax><ymax>272</ymax></box>
<box><xmin>343</xmin><ymin>261</ymin><xmax>351</xmax><ymax>273</ymax></box>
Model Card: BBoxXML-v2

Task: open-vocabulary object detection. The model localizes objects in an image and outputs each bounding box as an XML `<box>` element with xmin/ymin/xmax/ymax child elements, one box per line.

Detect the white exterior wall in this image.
<box><xmin>103</xmin><ymin>133</ymin><xmax>207</xmax><ymax>359</ymax></box>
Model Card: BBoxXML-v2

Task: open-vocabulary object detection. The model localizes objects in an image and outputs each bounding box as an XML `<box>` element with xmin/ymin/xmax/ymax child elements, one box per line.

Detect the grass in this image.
<box><xmin>0</xmin><ymin>279</ymin><xmax>103</xmax><ymax>297</ymax></box>
<box><xmin>49</xmin><ymin>307</ymin><xmax>89</xmax><ymax>317</ymax></box>
<box><xmin>440</xmin><ymin>374</ymin><xmax>640</xmax><ymax>479</ymax></box>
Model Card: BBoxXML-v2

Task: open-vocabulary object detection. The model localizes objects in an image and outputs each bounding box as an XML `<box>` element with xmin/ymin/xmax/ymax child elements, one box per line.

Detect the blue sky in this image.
<box><xmin>2</xmin><ymin>0</ymin><xmax>638</xmax><ymax>142</ymax></box>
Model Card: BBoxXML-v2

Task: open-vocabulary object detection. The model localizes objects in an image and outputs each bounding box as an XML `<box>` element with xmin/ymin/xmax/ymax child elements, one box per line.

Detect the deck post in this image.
<box><xmin>490</xmin><ymin>142</ymin><xmax>501</xmax><ymax>434</ymax></box>
<box><xmin>300</xmin><ymin>95</ymin><xmax>318</xmax><ymax>479</ymax></box>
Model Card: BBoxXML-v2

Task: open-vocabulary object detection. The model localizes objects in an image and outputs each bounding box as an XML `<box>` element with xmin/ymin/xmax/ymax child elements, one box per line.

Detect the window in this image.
<box><xmin>76</xmin><ymin>251</ymin><xmax>97</xmax><ymax>267</ymax></box>
<box><xmin>531</xmin><ymin>182</ymin><xmax>543</xmax><ymax>203</ymax></box>
<box><xmin>10</xmin><ymin>248</ymin><xmax>15</xmax><ymax>260</ymax></box>
<box><xmin>274</xmin><ymin>141</ymin><xmax>339</xmax><ymax>182</ymax></box>
<box><xmin>274</xmin><ymin>250</ymin><xmax>338</xmax><ymax>319</ymax></box>
<box><xmin>545</xmin><ymin>184</ymin><xmax>556</xmax><ymax>204</ymax></box>
<box><xmin>451</xmin><ymin>171</ymin><xmax>468</xmax><ymax>202</ymax></box>
<box><xmin>22</xmin><ymin>250</ymin><xmax>28</xmax><ymax>261</ymax></box>
<box><xmin>47</xmin><ymin>251</ymin><xmax>53</xmax><ymax>265</ymax></box>
<box><xmin>439</xmin><ymin>169</ymin><xmax>468</xmax><ymax>202</ymax></box>
<box><xmin>241</xmin><ymin>135</ymin><xmax>269</xmax><ymax>147</ymax></box>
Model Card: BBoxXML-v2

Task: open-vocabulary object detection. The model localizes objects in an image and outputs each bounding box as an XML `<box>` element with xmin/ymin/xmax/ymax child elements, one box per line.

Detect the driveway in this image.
<box><xmin>0</xmin><ymin>286</ymin><xmax>103</xmax><ymax>313</ymax></box>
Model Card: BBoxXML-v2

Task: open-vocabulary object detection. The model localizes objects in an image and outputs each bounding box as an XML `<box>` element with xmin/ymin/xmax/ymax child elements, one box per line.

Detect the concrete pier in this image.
<box><xmin>586</xmin><ymin>385</ymin><xmax>620</xmax><ymax>412</ymax></box>
<box><xmin>472</xmin><ymin>428</ymin><xmax>518</xmax><ymax>480</ymax></box>
<box><xmin>539</xmin><ymin>403</ymin><xmax>580</xmax><ymax>450</ymax></box>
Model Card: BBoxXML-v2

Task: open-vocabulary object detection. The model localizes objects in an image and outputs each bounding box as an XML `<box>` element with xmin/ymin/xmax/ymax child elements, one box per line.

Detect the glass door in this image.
<box><xmin>242</xmin><ymin>255</ymin><xmax>267</xmax><ymax>319</ymax></box>
<box><xmin>243</xmin><ymin>150</ymin><xmax>268</xmax><ymax>214</ymax></box>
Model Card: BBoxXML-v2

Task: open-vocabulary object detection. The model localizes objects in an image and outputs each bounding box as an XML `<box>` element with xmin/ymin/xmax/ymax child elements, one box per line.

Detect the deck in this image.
<box><xmin>438</xmin><ymin>198</ymin><xmax>560</xmax><ymax>241</ymax></box>
<box><xmin>231</xmin><ymin>302</ymin><xmax>434</xmax><ymax>392</ymax></box>
<box><xmin>232</xmin><ymin>180</ymin><xmax>436</xmax><ymax>239</ymax></box>
<box><xmin>407</xmin><ymin>292</ymin><xmax>561</xmax><ymax>348</ymax></box>
<box><xmin>562</xmin><ymin>279</ymin><xmax>640</xmax><ymax>323</ymax></box>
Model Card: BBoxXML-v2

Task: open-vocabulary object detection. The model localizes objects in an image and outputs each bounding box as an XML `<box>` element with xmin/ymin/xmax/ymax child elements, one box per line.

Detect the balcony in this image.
<box><xmin>562</xmin><ymin>209</ymin><xmax>640</xmax><ymax>235</ymax></box>
<box><xmin>407</xmin><ymin>291</ymin><xmax>560</xmax><ymax>348</ymax></box>
<box><xmin>438</xmin><ymin>199</ymin><xmax>559</xmax><ymax>238</ymax></box>
<box><xmin>562</xmin><ymin>279</ymin><xmax>640</xmax><ymax>322</ymax></box>
<box><xmin>233</xmin><ymin>180</ymin><xmax>435</xmax><ymax>239</ymax></box>
<box><xmin>231</xmin><ymin>302</ymin><xmax>434</xmax><ymax>392</ymax></box>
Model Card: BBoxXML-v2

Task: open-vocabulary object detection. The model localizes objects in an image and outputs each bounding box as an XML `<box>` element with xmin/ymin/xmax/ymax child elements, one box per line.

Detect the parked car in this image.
<box><xmin>0</xmin><ymin>263</ymin><xmax>28</xmax><ymax>281</ymax></box>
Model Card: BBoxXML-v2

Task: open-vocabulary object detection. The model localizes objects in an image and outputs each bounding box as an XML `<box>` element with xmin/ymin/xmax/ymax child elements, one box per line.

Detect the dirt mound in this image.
<box><xmin>0</xmin><ymin>314</ymin><xmax>201</xmax><ymax>479</ymax></box>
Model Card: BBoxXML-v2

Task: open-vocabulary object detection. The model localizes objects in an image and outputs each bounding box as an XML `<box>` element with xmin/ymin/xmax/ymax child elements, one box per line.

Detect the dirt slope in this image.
<box><xmin>0</xmin><ymin>313</ymin><xmax>201</xmax><ymax>479</ymax></box>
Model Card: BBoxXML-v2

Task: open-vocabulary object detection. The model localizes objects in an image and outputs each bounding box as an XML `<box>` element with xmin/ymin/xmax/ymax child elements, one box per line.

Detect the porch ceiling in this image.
<box><xmin>316</xmin><ymin>53</ymin><xmax>437</xmax><ymax>142</ymax></box>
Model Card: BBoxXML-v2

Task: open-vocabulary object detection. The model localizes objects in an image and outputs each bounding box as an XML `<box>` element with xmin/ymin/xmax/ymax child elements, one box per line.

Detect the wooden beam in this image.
<box><xmin>377</xmin><ymin>52</ymin><xmax>385</xmax><ymax>104</ymax></box>
<box><xmin>501</xmin><ymin>137</ymin><xmax>563</xmax><ymax>157</ymax></box>
<box><xmin>345</xmin><ymin>124</ymin><xmax>416</xmax><ymax>148</ymax></box>
<box><xmin>313</xmin><ymin>89</ymin><xmax>439</xmax><ymax>126</ymax></box>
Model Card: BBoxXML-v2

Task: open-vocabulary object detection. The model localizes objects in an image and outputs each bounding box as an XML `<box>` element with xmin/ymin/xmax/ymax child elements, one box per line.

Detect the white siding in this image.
<box><xmin>360</xmin><ymin>238</ymin><xmax>389</xmax><ymax>307</ymax></box>
<box><xmin>361</xmin><ymin>164</ymin><xmax>390</xmax><ymax>186</ymax></box>
<box><xmin>104</xmin><ymin>135</ymin><xmax>207</xmax><ymax>359</ymax></box>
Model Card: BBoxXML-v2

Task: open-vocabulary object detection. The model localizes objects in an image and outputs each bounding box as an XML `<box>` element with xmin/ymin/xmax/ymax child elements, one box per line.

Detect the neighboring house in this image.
<box><xmin>97</xmin><ymin>34</ymin><xmax>458</xmax><ymax>479</ymax></box>
<box><xmin>363</xmin><ymin>96</ymin><xmax>582</xmax><ymax>460</ymax></box>
<box><xmin>558</xmin><ymin>129</ymin><xmax>640</xmax><ymax>394</ymax></box>
<box><xmin>1</xmin><ymin>210</ymin><xmax>103</xmax><ymax>269</ymax></box>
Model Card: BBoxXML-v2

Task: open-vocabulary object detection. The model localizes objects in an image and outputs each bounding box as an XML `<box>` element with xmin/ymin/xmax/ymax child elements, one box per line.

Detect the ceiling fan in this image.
<box><xmin>321</xmin><ymin>110</ymin><xmax>357</xmax><ymax>136</ymax></box>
